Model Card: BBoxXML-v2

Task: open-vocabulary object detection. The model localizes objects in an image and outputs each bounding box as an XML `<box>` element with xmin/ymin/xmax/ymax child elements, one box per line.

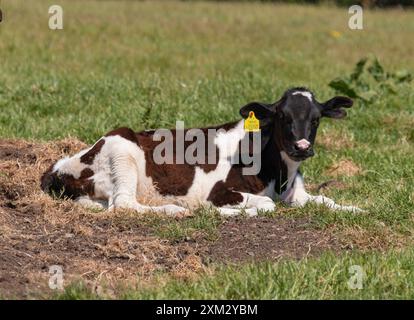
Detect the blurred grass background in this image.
<box><xmin>184</xmin><ymin>0</ymin><xmax>414</xmax><ymax>8</ymax></box>
<box><xmin>1</xmin><ymin>0</ymin><xmax>413</xmax><ymax>141</ymax></box>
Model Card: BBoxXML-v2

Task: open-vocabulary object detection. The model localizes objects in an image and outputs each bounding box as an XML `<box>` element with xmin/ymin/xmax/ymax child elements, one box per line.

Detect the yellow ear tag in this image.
<box><xmin>244</xmin><ymin>111</ymin><xmax>260</xmax><ymax>132</ymax></box>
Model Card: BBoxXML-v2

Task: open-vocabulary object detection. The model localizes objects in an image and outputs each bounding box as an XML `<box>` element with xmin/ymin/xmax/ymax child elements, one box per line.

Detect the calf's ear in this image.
<box><xmin>239</xmin><ymin>102</ymin><xmax>275</xmax><ymax>126</ymax></box>
<box><xmin>321</xmin><ymin>96</ymin><xmax>353</xmax><ymax>119</ymax></box>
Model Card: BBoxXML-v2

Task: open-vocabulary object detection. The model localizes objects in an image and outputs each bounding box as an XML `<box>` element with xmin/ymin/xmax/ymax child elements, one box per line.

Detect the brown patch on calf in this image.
<box><xmin>64</xmin><ymin>171</ymin><xmax>95</xmax><ymax>199</ymax></box>
<box><xmin>207</xmin><ymin>181</ymin><xmax>244</xmax><ymax>207</ymax></box>
<box><xmin>104</xmin><ymin>126</ymin><xmax>201</xmax><ymax>196</ymax></box>
<box><xmin>80</xmin><ymin>139</ymin><xmax>105</xmax><ymax>165</ymax></box>
<box><xmin>80</xmin><ymin>168</ymin><xmax>94</xmax><ymax>179</ymax></box>
<box><xmin>135</xmin><ymin>122</ymin><xmax>238</xmax><ymax>196</ymax></box>
<box><xmin>226</xmin><ymin>166</ymin><xmax>267</xmax><ymax>193</ymax></box>
<box><xmin>105</xmin><ymin>127</ymin><xmax>138</xmax><ymax>143</ymax></box>
<box><xmin>207</xmin><ymin>166</ymin><xmax>266</xmax><ymax>206</ymax></box>
<box><xmin>137</xmin><ymin>131</ymin><xmax>196</xmax><ymax>196</ymax></box>
<box><xmin>198</xmin><ymin>162</ymin><xmax>218</xmax><ymax>173</ymax></box>
<box><xmin>106</xmin><ymin>126</ymin><xmax>197</xmax><ymax>196</ymax></box>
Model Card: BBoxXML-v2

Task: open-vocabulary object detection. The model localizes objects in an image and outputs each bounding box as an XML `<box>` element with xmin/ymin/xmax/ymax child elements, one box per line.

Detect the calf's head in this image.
<box><xmin>240</xmin><ymin>87</ymin><xmax>353</xmax><ymax>161</ymax></box>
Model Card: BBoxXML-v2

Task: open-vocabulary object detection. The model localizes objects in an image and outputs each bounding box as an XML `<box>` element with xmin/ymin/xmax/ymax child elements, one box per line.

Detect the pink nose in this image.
<box><xmin>295</xmin><ymin>139</ymin><xmax>311</xmax><ymax>151</ymax></box>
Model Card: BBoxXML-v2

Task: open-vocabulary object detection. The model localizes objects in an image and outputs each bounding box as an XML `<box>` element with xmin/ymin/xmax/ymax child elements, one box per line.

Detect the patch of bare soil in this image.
<box><xmin>0</xmin><ymin>139</ymin><xmax>341</xmax><ymax>299</ymax></box>
<box><xmin>318</xmin><ymin>130</ymin><xmax>355</xmax><ymax>150</ymax></box>
<box><xmin>204</xmin><ymin>217</ymin><xmax>338</xmax><ymax>263</ymax></box>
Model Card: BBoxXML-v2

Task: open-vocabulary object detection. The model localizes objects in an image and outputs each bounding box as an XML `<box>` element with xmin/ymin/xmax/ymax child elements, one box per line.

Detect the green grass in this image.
<box><xmin>1</xmin><ymin>0</ymin><xmax>414</xmax><ymax>299</ymax></box>
<box><xmin>58</xmin><ymin>248</ymin><xmax>414</xmax><ymax>299</ymax></box>
<box><xmin>126</xmin><ymin>248</ymin><xmax>414</xmax><ymax>299</ymax></box>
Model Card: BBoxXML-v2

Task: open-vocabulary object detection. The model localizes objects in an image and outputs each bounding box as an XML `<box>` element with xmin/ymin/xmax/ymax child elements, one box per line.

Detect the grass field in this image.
<box><xmin>0</xmin><ymin>0</ymin><xmax>413</xmax><ymax>299</ymax></box>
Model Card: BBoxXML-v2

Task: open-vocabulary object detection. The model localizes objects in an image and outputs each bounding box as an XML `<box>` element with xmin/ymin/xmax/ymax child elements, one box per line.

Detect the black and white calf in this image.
<box><xmin>41</xmin><ymin>87</ymin><xmax>361</xmax><ymax>216</ymax></box>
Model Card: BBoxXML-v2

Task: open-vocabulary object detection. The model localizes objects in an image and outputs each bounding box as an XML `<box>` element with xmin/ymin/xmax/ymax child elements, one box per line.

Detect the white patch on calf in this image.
<box><xmin>52</xmin><ymin>147</ymin><xmax>91</xmax><ymax>178</ymax></box>
<box><xmin>215</xmin><ymin>120</ymin><xmax>246</xmax><ymax>159</ymax></box>
<box><xmin>287</xmin><ymin>174</ymin><xmax>363</xmax><ymax>212</ymax></box>
<box><xmin>239</xmin><ymin>193</ymin><xmax>275</xmax><ymax>212</ymax></box>
<box><xmin>292</xmin><ymin>91</ymin><xmax>313</xmax><ymax>101</ymax></box>
<box><xmin>282</xmin><ymin>173</ymin><xmax>308</xmax><ymax>205</ymax></box>
<box><xmin>185</xmin><ymin>165</ymin><xmax>231</xmax><ymax>206</ymax></box>
<box><xmin>185</xmin><ymin>121</ymin><xmax>246</xmax><ymax>203</ymax></box>
<box><xmin>91</xmin><ymin>135</ymin><xmax>153</xmax><ymax>207</ymax></box>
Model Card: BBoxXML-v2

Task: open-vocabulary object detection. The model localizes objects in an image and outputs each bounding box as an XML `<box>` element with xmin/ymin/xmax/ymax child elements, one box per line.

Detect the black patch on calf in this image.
<box><xmin>41</xmin><ymin>166</ymin><xmax>95</xmax><ymax>200</ymax></box>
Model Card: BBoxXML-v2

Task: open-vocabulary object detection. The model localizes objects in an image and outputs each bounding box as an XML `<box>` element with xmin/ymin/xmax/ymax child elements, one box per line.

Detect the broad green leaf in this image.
<box><xmin>350</xmin><ymin>58</ymin><xmax>368</xmax><ymax>81</ymax></box>
<box><xmin>367</xmin><ymin>58</ymin><xmax>386</xmax><ymax>82</ymax></box>
<box><xmin>328</xmin><ymin>78</ymin><xmax>358</xmax><ymax>98</ymax></box>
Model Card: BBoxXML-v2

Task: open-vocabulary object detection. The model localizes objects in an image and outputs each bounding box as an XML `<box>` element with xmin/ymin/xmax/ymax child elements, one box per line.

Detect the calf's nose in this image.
<box><xmin>294</xmin><ymin>139</ymin><xmax>311</xmax><ymax>151</ymax></box>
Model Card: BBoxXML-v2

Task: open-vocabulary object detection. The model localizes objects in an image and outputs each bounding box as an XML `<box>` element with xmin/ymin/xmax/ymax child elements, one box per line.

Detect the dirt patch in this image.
<box><xmin>326</xmin><ymin>159</ymin><xmax>362</xmax><ymax>177</ymax></box>
<box><xmin>318</xmin><ymin>130</ymin><xmax>355</xmax><ymax>150</ymax></box>
<box><xmin>204</xmin><ymin>217</ymin><xmax>338</xmax><ymax>263</ymax></box>
<box><xmin>0</xmin><ymin>138</ymin><xmax>342</xmax><ymax>299</ymax></box>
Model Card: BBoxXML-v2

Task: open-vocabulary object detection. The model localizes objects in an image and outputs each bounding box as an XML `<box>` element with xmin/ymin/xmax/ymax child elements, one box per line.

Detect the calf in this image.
<box><xmin>41</xmin><ymin>87</ymin><xmax>361</xmax><ymax>216</ymax></box>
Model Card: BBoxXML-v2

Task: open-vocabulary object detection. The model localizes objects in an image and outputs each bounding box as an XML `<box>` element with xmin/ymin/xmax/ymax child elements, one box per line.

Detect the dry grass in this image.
<box><xmin>339</xmin><ymin>225</ymin><xmax>413</xmax><ymax>252</ymax></box>
<box><xmin>0</xmin><ymin>138</ymin><xmax>206</xmax><ymax>298</ymax></box>
<box><xmin>326</xmin><ymin>159</ymin><xmax>362</xmax><ymax>177</ymax></box>
<box><xmin>318</xmin><ymin>129</ymin><xmax>356</xmax><ymax>151</ymax></box>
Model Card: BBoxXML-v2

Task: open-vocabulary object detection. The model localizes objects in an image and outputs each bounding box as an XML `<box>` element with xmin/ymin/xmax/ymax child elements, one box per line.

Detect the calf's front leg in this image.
<box><xmin>208</xmin><ymin>187</ymin><xmax>276</xmax><ymax>216</ymax></box>
<box><xmin>281</xmin><ymin>173</ymin><xmax>362</xmax><ymax>213</ymax></box>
